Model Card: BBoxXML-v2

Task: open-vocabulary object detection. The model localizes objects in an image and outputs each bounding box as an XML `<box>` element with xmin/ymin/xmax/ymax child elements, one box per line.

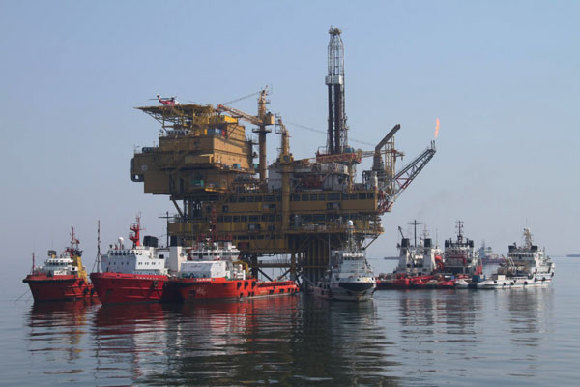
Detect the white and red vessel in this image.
<box><xmin>310</xmin><ymin>221</ymin><xmax>376</xmax><ymax>301</ymax></box>
<box><xmin>466</xmin><ymin>228</ymin><xmax>555</xmax><ymax>289</ymax></box>
<box><xmin>23</xmin><ymin>228</ymin><xmax>98</xmax><ymax>302</ymax></box>
<box><xmin>443</xmin><ymin>221</ymin><xmax>482</xmax><ymax>276</ymax></box>
<box><xmin>376</xmin><ymin>222</ymin><xmax>448</xmax><ymax>289</ymax></box>
<box><xmin>90</xmin><ymin>217</ymin><xmax>171</xmax><ymax>304</ymax></box>
<box><xmin>169</xmin><ymin>240</ymin><xmax>299</xmax><ymax>301</ymax></box>
<box><xmin>91</xmin><ymin>217</ymin><xmax>298</xmax><ymax>304</ymax></box>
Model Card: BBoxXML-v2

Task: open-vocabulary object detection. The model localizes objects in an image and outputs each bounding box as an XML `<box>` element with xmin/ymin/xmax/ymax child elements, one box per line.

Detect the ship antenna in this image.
<box><xmin>456</xmin><ymin>220</ymin><xmax>464</xmax><ymax>242</ymax></box>
<box><xmin>408</xmin><ymin>220</ymin><xmax>422</xmax><ymax>248</ymax></box>
<box><xmin>71</xmin><ymin>226</ymin><xmax>79</xmax><ymax>250</ymax></box>
<box><xmin>31</xmin><ymin>252</ymin><xmax>35</xmax><ymax>274</ymax></box>
<box><xmin>97</xmin><ymin>220</ymin><xmax>102</xmax><ymax>273</ymax></box>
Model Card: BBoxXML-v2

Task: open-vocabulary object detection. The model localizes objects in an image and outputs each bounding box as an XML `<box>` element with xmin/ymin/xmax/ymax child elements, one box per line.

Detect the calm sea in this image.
<box><xmin>2</xmin><ymin>257</ymin><xmax>578</xmax><ymax>386</ymax></box>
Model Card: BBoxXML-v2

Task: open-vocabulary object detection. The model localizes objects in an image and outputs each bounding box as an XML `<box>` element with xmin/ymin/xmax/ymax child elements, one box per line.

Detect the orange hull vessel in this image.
<box><xmin>23</xmin><ymin>274</ymin><xmax>98</xmax><ymax>302</ymax></box>
<box><xmin>23</xmin><ymin>228</ymin><xmax>98</xmax><ymax>303</ymax></box>
<box><xmin>170</xmin><ymin>277</ymin><xmax>298</xmax><ymax>301</ymax></box>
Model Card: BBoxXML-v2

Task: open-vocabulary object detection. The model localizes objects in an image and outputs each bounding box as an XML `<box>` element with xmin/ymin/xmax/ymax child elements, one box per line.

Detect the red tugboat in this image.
<box><xmin>90</xmin><ymin>216</ymin><xmax>171</xmax><ymax>304</ymax></box>
<box><xmin>23</xmin><ymin>228</ymin><xmax>98</xmax><ymax>302</ymax></box>
<box><xmin>169</xmin><ymin>239</ymin><xmax>299</xmax><ymax>301</ymax></box>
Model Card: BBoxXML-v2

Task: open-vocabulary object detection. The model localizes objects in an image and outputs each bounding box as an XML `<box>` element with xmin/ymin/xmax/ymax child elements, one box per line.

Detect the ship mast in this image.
<box><xmin>129</xmin><ymin>215</ymin><xmax>142</xmax><ymax>248</ymax></box>
<box><xmin>409</xmin><ymin>220</ymin><xmax>422</xmax><ymax>248</ymax></box>
<box><xmin>456</xmin><ymin>220</ymin><xmax>464</xmax><ymax>243</ymax></box>
<box><xmin>97</xmin><ymin>220</ymin><xmax>101</xmax><ymax>273</ymax></box>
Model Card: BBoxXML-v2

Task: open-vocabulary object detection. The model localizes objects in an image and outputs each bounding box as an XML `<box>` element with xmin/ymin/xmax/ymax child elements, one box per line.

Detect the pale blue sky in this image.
<box><xmin>1</xmin><ymin>1</ymin><xmax>579</xmax><ymax>287</ymax></box>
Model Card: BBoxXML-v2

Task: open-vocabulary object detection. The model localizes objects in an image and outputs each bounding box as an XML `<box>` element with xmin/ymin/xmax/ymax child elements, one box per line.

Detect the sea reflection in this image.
<box><xmin>89</xmin><ymin>295</ymin><xmax>396</xmax><ymax>385</ymax></box>
<box><xmin>500</xmin><ymin>287</ymin><xmax>554</xmax><ymax>379</ymax></box>
<box><xmin>392</xmin><ymin>289</ymin><xmax>483</xmax><ymax>381</ymax></box>
<box><xmin>505</xmin><ymin>287</ymin><xmax>553</xmax><ymax>338</ymax></box>
<box><xmin>21</xmin><ymin>286</ymin><xmax>560</xmax><ymax>386</ymax></box>
<box><xmin>26</xmin><ymin>301</ymin><xmax>98</xmax><ymax>368</ymax></box>
<box><xmin>295</xmin><ymin>297</ymin><xmax>398</xmax><ymax>385</ymax></box>
<box><xmin>398</xmin><ymin>289</ymin><xmax>481</xmax><ymax>337</ymax></box>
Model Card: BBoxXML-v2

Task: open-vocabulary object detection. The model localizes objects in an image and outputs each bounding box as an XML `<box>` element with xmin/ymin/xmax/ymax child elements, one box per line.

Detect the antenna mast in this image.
<box><xmin>97</xmin><ymin>220</ymin><xmax>102</xmax><ymax>273</ymax></box>
<box><xmin>409</xmin><ymin>220</ymin><xmax>422</xmax><ymax>248</ymax></box>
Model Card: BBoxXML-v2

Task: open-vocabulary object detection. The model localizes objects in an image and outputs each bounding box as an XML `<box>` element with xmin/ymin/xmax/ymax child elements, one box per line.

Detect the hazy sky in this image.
<box><xmin>2</xmin><ymin>1</ymin><xmax>579</xmax><ymax>289</ymax></box>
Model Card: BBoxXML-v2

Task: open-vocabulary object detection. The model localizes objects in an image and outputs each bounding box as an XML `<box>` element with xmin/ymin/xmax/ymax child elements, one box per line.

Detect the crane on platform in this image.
<box><xmin>217</xmin><ymin>88</ymin><xmax>275</xmax><ymax>185</ymax></box>
<box><xmin>377</xmin><ymin>140</ymin><xmax>437</xmax><ymax>213</ymax></box>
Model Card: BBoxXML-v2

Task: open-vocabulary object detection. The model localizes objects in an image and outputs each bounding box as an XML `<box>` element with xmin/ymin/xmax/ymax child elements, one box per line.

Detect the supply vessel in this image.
<box><xmin>463</xmin><ymin>228</ymin><xmax>555</xmax><ymax>289</ymax></box>
<box><xmin>90</xmin><ymin>217</ymin><xmax>171</xmax><ymax>304</ymax></box>
<box><xmin>310</xmin><ymin>221</ymin><xmax>376</xmax><ymax>301</ymax></box>
<box><xmin>376</xmin><ymin>222</ymin><xmax>449</xmax><ymax>289</ymax></box>
<box><xmin>443</xmin><ymin>221</ymin><xmax>482</xmax><ymax>277</ymax></box>
<box><xmin>23</xmin><ymin>228</ymin><xmax>98</xmax><ymax>302</ymax></box>
<box><xmin>169</xmin><ymin>239</ymin><xmax>298</xmax><ymax>301</ymax></box>
<box><xmin>90</xmin><ymin>217</ymin><xmax>298</xmax><ymax>304</ymax></box>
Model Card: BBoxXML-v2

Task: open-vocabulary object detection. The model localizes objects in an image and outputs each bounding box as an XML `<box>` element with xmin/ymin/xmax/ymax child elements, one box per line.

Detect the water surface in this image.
<box><xmin>2</xmin><ymin>257</ymin><xmax>578</xmax><ymax>386</ymax></box>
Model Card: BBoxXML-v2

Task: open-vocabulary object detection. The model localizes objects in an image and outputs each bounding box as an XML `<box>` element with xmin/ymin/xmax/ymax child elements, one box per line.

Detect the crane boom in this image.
<box><xmin>216</xmin><ymin>88</ymin><xmax>274</xmax><ymax>185</ymax></box>
<box><xmin>216</xmin><ymin>104</ymin><xmax>272</xmax><ymax>126</ymax></box>
<box><xmin>377</xmin><ymin>140</ymin><xmax>436</xmax><ymax>213</ymax></box>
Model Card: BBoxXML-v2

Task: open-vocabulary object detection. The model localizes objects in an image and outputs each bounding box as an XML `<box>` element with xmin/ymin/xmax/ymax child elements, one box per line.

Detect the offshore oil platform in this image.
<box><xmin>130</xmin><ymin>27</ymin><xmax>436</xmax><ymax>282</ymax></box>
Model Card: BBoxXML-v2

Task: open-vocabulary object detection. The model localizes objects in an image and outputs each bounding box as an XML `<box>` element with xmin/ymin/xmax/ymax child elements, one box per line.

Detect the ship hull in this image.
<box><xmin>90</xmin><ymin>272</ymin><xmax>170</xmax><ymax>304</ymax></box>
<box><xmin>476</xmin><ymin>276</ymin><xmax>552</xmax><ymax>289</ymax></box>
<box><xmin>376</xmin><ymin>274</ymin><xmax>458</xmax><ymax>289</ymax></box>
<box><xmin>170</xmin><ymin>278</ymin><xmax>299</xmax><ymax>301</ymax></box>
<box><xmin>312</xmin><ymin>281</ymin><xmax>376</xmax><ymax>301</ymax></box>
<box><xmin>22</xmin><ymin>274</ymin><xmax>98</xmax><ymax>302</ymax></box>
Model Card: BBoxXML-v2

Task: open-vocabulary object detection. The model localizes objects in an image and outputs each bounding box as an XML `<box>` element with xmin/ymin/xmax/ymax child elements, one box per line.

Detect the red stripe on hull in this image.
<box><xmin>90</xmin><ymin>272</ymin><xmax>169</xmax><ymax>305</ymax></box>
<box><xmin>23</xmin><ymin>274</ymin><xmax>98</xmax><ymax>302</ymax></box>
<box><xmin>90</xmin><ymin>273</ymin><xmax>300</xmax><ymax>304</ymax></box>
<box><xmin>170</xmin><ymin>278</ymin><xmax>299</xmax><ymax>301</ymax></box>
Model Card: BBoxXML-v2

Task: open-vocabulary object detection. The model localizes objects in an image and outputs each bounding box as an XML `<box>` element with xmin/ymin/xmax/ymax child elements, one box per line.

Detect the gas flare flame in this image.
<box><xmin>434</xmin><ymin>118</ymin><xmax>440</xmax><ymax>139</ymax></box>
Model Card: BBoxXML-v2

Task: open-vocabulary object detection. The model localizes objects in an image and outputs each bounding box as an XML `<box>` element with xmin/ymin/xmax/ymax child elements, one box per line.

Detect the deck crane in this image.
<box><xmin>217</xmin><ymin>88</ymin><xmax>275</xmax><ymax>185</ymax></box>
<box><xmin>377</xmin><ymin>140</ymin><xmax>437</xmax><ymax>213</ymax></box>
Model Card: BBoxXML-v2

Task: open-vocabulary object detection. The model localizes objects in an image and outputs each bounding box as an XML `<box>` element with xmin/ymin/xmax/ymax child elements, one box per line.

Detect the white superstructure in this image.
<box><xmin>179</xmin><ymin>241</ymin><xmax>246</xmax><ymax>280</ymax></box>
<box><xmin>38</xmin><ymin>249</ymin><xmax>78</xmax><ymax>276</ymax></box>
<box><xmin>475</xmin><ymin>228</ymin><xmax>555</xmax><ymax>289</ymax></box>
<box><xmin>312</xmin><ymin>221</ymin><xmax>376</xmax><ymax>301</ymax></box>
<box><xmin>101</xmin><ymin>237</ymin><xmax>168</xmax><ymax>276</ymax></box>
<box><xmin>394</xmin><ymin>224</ymin><xmax>443</xmax><ymax>276</ymax></box>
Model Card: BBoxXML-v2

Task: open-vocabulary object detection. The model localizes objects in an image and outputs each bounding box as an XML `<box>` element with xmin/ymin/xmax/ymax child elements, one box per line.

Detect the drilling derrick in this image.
<box><xmin>326</xmin><ymin>27</ymin><xmax>347</xmax><ymax>155</ymax></box>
